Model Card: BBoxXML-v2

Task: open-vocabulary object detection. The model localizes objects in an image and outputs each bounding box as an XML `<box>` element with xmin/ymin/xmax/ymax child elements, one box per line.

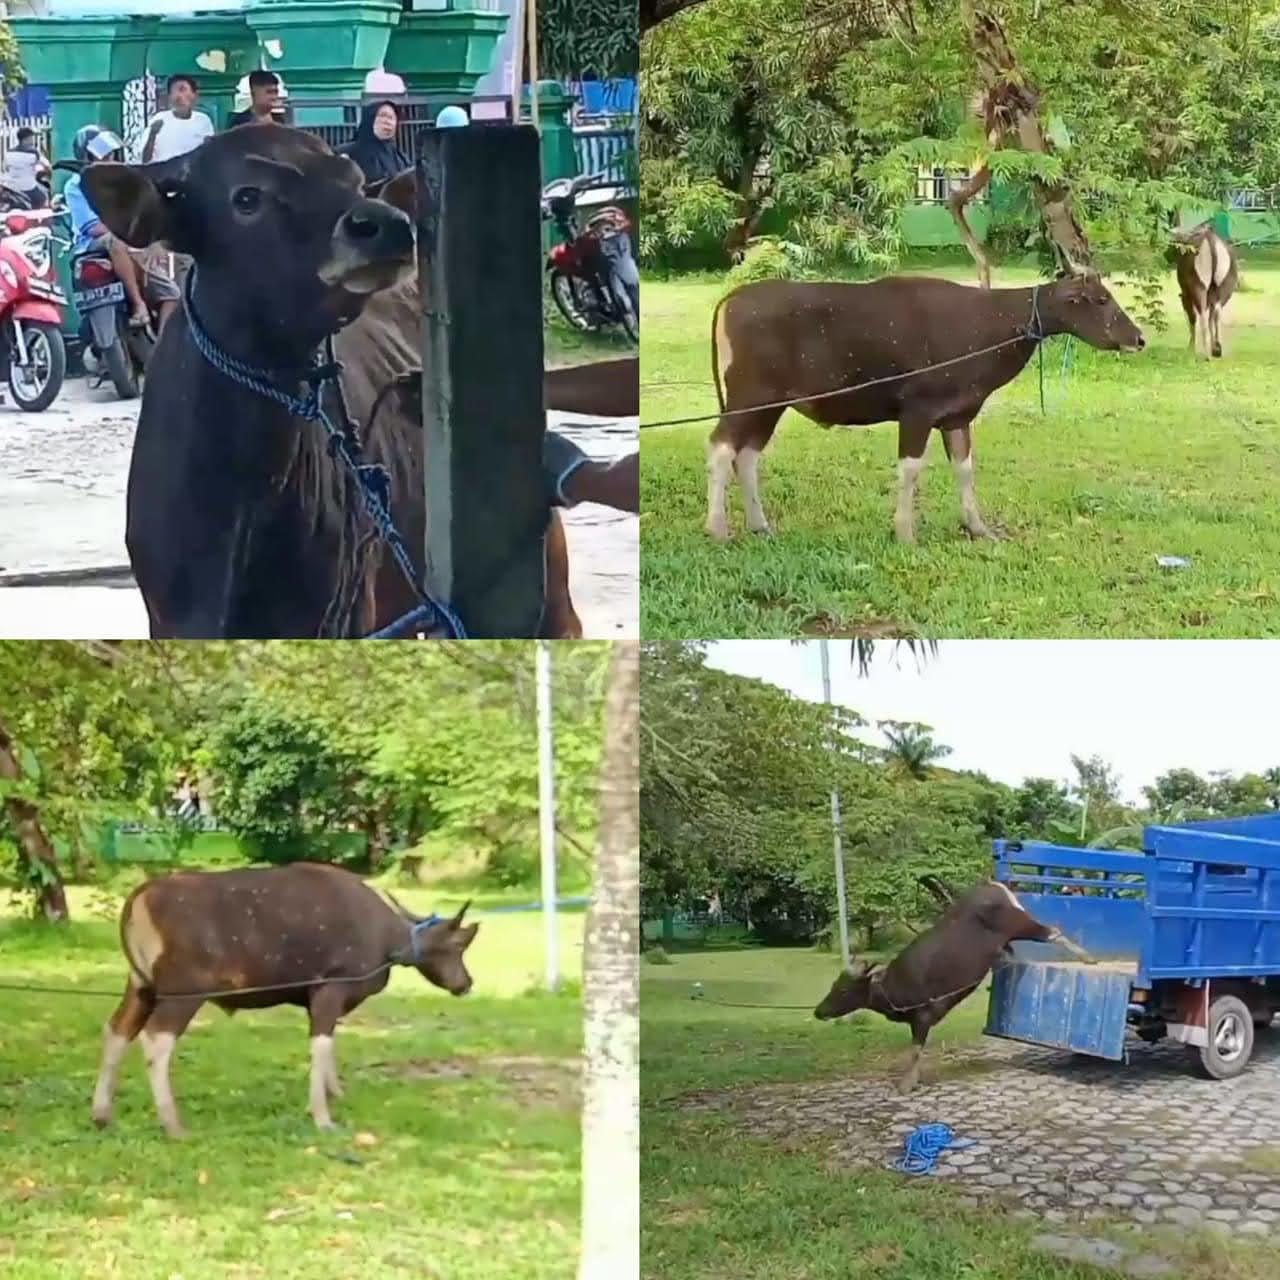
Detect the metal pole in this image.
<box><xmin>510</xmin><ymin>0</ymin><xmax>526</xmax><ymax>125</ymax></box>
<box><xmin>819</xmin><ymin>640</ymin><xmax>851</xmax><ymax>969</ymax></box>
<box><xmin>526</xmin><ymin>0</ymin><xmax>542</xmax><ymax>133</ymax></box>
<box><xmin>537</xmin><ymin>639</ymin><xmax>559</xmax><ymax>991</ymax></box>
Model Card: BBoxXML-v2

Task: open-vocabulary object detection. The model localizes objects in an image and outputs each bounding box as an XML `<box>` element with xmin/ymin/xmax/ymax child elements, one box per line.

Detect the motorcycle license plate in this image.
<box><xmin>75</xmin><ymin>282</ymin><xmax>125</xmax><ymax>307</ymax></box>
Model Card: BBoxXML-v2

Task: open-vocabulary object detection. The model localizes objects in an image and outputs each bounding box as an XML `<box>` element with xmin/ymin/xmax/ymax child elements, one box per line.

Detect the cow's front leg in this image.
<box><xmin>942</xmin><ymin>424</ymin><xmax>998</xmax><ymax>541</ymax></box>
<box><xmin>705</xmin><ymin>438</ymin><xmax>736</xmax><ymax>541</ymax></box>
<box><xmin>735</xmin><ymin>446</ymin><xmax>771</xmax><ymax>536</ymax></box>
<box><xmin>899</xmin><ymin>1019</ymin><xmax>930</xmax><ymax>1093</ymax></box>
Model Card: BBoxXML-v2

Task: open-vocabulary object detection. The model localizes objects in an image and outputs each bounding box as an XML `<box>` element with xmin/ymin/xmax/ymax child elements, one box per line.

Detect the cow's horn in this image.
<box><xmin>452</xmin><ymin>899</ymin><xmax>471</xmax><ymax>926</ymax></box>
<box><xmin>846</xmin><ymin>959</ymin><xmax>870</xmax><ymax>979</ymax></box>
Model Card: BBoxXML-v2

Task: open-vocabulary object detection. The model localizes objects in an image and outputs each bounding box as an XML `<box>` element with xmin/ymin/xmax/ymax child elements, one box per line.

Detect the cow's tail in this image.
<box><xmin>710</xmin><ymin>292</ymin><xmax>728</xmax><ymax>416</ymax></box>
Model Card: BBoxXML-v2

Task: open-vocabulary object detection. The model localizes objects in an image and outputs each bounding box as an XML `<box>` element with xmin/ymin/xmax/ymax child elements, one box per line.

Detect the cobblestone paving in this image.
<box><xmin>682</xmin><ymin>1033</ymin><xmax>1280</xmax><ymax>1237</ymax></box>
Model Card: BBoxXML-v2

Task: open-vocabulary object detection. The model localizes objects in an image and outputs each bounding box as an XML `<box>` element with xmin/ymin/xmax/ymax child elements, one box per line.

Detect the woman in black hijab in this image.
<box><xmin>341</xmin><ymin>100</ymin><xmax>410</xmax><ymax>185</ymax></box>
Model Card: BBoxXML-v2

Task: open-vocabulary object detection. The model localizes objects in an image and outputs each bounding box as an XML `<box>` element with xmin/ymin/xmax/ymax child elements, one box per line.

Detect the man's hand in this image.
<box><xmin>543</xmin><ymin>432</ymin><xmax>638</xmax><ymax>513</ymax></box>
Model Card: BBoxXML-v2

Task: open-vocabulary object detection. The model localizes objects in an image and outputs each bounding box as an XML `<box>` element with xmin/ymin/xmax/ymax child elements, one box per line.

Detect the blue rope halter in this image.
<box><xmin>408</xmin><ymin>914</ymin><xmax>442</xmax><ymax>963</ymax></box>
<box><xmin>1024</xmin><ymin>284</ymin><xmax>1047</xmax><ymax>415</ymax></box>
<box><xmin>181</xmin><ymin>270</ymin><xmax>467</xmax><ymax>639</ymax></box>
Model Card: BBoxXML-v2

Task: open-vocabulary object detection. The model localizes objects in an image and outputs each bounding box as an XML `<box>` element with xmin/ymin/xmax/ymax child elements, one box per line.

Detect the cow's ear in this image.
<box><xmin>378</xmin><ymin>168</ymin><xmax>417</xmax><ymax>218</ymax></box>
<box><xmin>846</xmin><ymin>959</ymin><xmax>870</xmax><ymax>980</ymax></box>
<box><xmin>82</xmin><ymin>158</ymin><xmax>190</xmax><ymax>250</ymax></box>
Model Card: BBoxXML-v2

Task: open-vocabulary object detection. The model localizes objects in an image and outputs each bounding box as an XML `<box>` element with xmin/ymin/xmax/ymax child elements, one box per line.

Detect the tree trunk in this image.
<box><xmin>0</xmin><ymin>718</ymin><xmax>69</xmax><ymax>923</ymax></box>
<box><xmin>579</xmin><ymin>641</ymin><xmax>639</xmax><ymax>1280</ymax></box>
<box><xmin>966</xmin><ymin>8</ymin><xmax>1093</xmax><ymax>274</ymax></box>
<box><xmin>947</xmin><ymin>160</ymin><xmax>995</xmax><ymax>288</ymax></box>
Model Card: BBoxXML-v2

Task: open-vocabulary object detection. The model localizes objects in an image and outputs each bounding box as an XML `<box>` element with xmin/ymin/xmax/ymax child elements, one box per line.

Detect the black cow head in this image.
<box><xmin>1049</xmin><ymin>270</ymin><xmax>1146</xmax><ymax>353</ymax></box>
<box><xmin>813</xmin><ymin>958</ymin><xmax>874</xmax><ymax>1021</ymax></box>
<box><xmin>82</xmin><ymin>125</ymin><xmax>415</xmax><ymax>363</ymax></box>
<box><xmin>392</xmin><ymin>897</ymin><xmax>479</xmax><ymax>996</ymax></box>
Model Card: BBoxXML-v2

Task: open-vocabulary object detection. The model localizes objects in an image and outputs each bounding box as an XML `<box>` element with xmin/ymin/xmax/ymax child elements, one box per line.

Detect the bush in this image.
<box><xmin>725</xmin><ymin>237</ymin><xmax>813</xmax><ymax>288</ymax></box>
<box><xmin>644</xmin><ymin>945</ymin><xmax>674</xmax><ymax>966</ymax></box>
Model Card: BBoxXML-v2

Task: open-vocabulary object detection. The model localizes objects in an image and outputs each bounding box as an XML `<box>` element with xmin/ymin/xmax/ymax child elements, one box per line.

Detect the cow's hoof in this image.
<box><xmin>314</xmin><ymin>1119</ymin><xmax>339</xmax><ymax>1132</ymax></box>
<box><xmin>747</xmin><ymin>524</ymin><xmax>773</xmax><ymax>539</ymax></box>
<box><xmin>91</xmin><ymin>1110</ymin><xmax>111</xmax><ymax>1130</ymax></box>
<box><xmin>895</xmin><ymin>1078</ymin><xmax>918</xmax><ymax>1095</ymax></box>
<box><xmin>1212</xmin><ymin>346</ymin><xmax>1223</xmax><ymax>359</ymax></box>
<box><xmin>706</xmin><ymin>524</ymin><xmax>732</xmax><ymax>543</ymax></box>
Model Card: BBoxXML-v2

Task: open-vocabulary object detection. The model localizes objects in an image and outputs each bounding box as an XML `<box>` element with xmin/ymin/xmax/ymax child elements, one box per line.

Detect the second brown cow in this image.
<box><xmin>90</xmin><ymin>864</ymin><xmax>478</xmax><ymax>1136</ymax></box>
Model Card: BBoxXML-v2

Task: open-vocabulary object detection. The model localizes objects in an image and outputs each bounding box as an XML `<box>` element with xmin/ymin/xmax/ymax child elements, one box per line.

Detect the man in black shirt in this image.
<box><xmin>226</xmin><ymin>70</ymin><xmax>286</xmax><ymax>128</ymax></box>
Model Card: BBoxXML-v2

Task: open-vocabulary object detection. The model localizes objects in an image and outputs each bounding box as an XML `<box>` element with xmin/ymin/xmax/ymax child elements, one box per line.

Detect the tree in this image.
<box><xmin>879</xmin><ymin>720</ymin><xmax>953</xmax><ymax>781</ymax></box>
<box><xmin>0</xmin><ymin>716</ymin><xmax>67</xmax><ymax>922</ymax></box>
<box><xmin>541</xmin><ymin>0</ymin><xmax>638</xmax><ymax>81</ymax></box>
<box><xmin>580</xmin><ymin>641</ymin><xmax>638</xmax><ymax>1280</ymax></box>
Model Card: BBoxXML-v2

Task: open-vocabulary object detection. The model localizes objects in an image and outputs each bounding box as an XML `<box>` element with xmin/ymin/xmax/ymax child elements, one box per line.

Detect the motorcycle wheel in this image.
<box><xmin>550</xmin><ymin>270</ymin><xmax>599</xmax><ymax>332</ymax></box>
<box><xmin>8</xmin><ymin>320</ymin><xmax>66</xmax><ymax>412</ymax></box>
<box><xmin>102</xmin><ymin>330</ymin><xmax>139</xmax><ymax>400</ymax></box>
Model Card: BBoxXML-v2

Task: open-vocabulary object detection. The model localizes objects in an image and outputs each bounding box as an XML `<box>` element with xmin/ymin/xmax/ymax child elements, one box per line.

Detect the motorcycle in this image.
<box><xmin>71</xmin><ymin>248</ymin><xmax>158</xmax><ymax>400</ymax></box>
<box><xmin>0</xmin><ymin>203</ymin><xmax>68</xmax><ymax>411</ymax></box>
<box><xmin>542</xmin><ymin>172</ymin><xmax>639</xmax><ymax>343</ymax></box>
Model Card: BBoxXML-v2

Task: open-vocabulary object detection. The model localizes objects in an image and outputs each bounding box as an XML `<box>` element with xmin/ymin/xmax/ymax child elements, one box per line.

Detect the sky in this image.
<box><xmin>704</xmin><ymin>640</ymin><xmax>1280</xmax><ymax>803</ymax></box>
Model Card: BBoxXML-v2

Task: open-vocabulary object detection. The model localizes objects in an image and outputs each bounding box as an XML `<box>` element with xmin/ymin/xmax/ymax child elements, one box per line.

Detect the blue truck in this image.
<box><xmin>984</xmin><ymin>814</ymin><xmax>1280</xmax><ymax>1079</ymax></box>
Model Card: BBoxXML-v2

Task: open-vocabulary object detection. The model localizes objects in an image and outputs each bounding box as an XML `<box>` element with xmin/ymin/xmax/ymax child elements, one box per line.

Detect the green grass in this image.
<box><xmin>641</xmin><ymin>946</ymin><xmax>1271</xmax><ymax>1280</ymax></box>
<box><xmin>544</xmin><ymin>284</ymin><xmax>636</xmax><ymax>366</ymax></box>
<box><xmin>640</xmin><ymin>259</ymin><xmax>1280</xmax><ymax>638</ymax></box>
<box><xmin>0</xmin><ymin>886</ymin><xmax>584</xmax><ymax>1280</ymax></box>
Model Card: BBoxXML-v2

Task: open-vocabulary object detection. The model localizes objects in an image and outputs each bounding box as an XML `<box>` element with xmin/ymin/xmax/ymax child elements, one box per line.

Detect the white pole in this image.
<box><xmin>819</xmin><ymin>640</ymin><xmax>851</xmax><ymax>969</ymax></box>
<box><xmin>537</xmin><ymin>639</ymin><xmax>559</xmax><ymax>991</ymax></box>
<box><xmin>526</xmin><ymin>0</ymin><xmax>542</xmax><ymax>134</ymax></box>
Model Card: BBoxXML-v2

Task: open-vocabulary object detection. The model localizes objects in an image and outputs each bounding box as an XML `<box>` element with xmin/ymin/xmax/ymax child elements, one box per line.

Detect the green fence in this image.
<box><xmin>98</xmin><ymin>824</ymin><xmax>368</xmax><ymax>866</ymax></box>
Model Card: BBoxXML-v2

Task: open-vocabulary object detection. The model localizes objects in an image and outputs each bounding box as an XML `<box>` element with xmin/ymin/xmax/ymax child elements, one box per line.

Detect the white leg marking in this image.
<box><xmin>1194</xmin><ymin>309</ymin><xmax>1209</xmax><ymax>359</ymax></box>
<box><xmin>325</xmin><ymin>1039</ymin><xmax>343</xmax><ymax>1099</ymax></box>
<box><xmin>949</xmin><ymin>452</ymin><xmax>990</xmax><ymax>537</ymax></box>
<box><xmin>91</xmin><ymin>1024</ymin><xmax>130</xmax><ymax>1127</ymax></box>
<box><xmin>140</xmin><ymin>1029</ymin><xmax>183</xmax><ymax>1137</ymax></box>
<box><xmin>705</xmin><ymin>441</ymin><xmax>735</xmax><ymax>540</ymax></box>
<box><xmin>736</xmin><ymin>447</ymin><xmax>770</xmax><ymax>535</ymax></box>
<box><xmin>1210</xmin><ymin>303</ymin><xmax>1223</xmax><ymax>355</ymax></box>
<box><xmin>894</xmin><ymin>455</ymin><xmax>925</xmax><ymax>543</ymax></box>
<box><xmin>898</xmin><ymin>1044</ymin><xmax>923</xmax><ymax>1093</ymax></box>
<box><xmin>310</xmin><ymin>1035</ymin><xmax>337</xmax><ymax>1129</ymax></box>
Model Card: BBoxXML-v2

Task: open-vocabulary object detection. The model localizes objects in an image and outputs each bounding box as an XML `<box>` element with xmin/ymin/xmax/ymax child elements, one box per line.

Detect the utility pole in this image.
<box><xmin>536</xmin><ymin>639</ymin><xmax>559</xmax><ymax>991</ymax></box>
<box><xmin>818</xmin><ymin>640</ymin><xmax>851</xmax><ymax>969</ymax></box>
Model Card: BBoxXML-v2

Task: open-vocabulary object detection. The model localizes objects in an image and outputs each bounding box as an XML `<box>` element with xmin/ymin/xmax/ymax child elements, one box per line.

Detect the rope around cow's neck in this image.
<box><xmin>179</xmin><ymin>269</ymin><xmax>466</xmax><ymax>641</ymax></box>
<box><xmin>638</xmin><ymin>284</ymin><xmax>1048</xmax><ymax>430</ymax></box>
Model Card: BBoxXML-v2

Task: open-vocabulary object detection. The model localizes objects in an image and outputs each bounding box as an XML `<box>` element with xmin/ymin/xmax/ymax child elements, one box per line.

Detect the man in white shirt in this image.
<box><xmin>141</xmin><ymin>74</ymin><xmax>214</xmax><ymax>164</ymax></box>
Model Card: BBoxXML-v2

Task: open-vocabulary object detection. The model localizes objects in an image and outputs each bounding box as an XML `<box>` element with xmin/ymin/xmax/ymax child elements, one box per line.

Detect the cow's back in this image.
<box><xmin>716</xmin><ymin>278</ymin><xmax>1030</xmax><ymax>426</ymax></box>
<box><xmin>886</xmin><ymin>881</ymin><xmax>1019</xmax><ymax>994</ymax></box>
<box><xmin>122</xmin><ymin>863</ymin><xmax>395</xmax><ymax>1003</ymax></box>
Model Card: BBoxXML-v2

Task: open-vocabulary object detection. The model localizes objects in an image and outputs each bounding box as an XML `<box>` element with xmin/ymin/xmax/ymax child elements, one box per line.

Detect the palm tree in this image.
<box><xmin>579</xmin><ymin>641</ymin><xmax>639</xmax><ymax>1280</ymax></box>
<box><xmin>850</xmin><ymin>638</ymin><xmax>938</xmax><ymax>676</ymax></box>
<box><xmin>880</xmin><ymin>722</ymin><xmax>953</xmax><ymax>781</ymax></box>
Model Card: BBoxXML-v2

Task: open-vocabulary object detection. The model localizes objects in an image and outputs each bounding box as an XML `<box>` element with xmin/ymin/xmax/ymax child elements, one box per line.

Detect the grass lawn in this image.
<box><xmin>640</xmin><ymin>258</ymin><xmax>1280</xmax><ymax>638</ymax></box>
<box><xmin>641</xmin><ymin>945</ymin><xmax>1271</xmax><ymax>1280</ymax></box>
<box><xmin>0</xmin><ymin>885</ymin><xmax>584</xmax><ymax>1280</ymax></box>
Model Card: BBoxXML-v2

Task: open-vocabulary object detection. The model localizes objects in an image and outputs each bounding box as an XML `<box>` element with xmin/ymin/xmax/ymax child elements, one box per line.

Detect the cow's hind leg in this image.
<box><xmin>706</xmin><ymin>409</ymin><xmax>782</xmax><ymax>540</ymax></box>
<box><xmin>140</xmin><ymin>996</ymin><xmax>204</xmax><ymax>1139</ymax></box>
<box><xmin>1210</xmin><ymin>301</ymin><xmax>1224</xmax><ymax>358</ymax></box>
<box><xmin>307</xmin><ymin>985</ymin><xmax>348</xmax><ymax>1129</ymax></box>
<box><xmin>941</xmin><ymin>422</ymin><xmax>998</xmax><ymax>541</ymax></box>
<box><xmin>91</xmin><ymin>980</ymin><xmax>156</xmax><ymax>1128</ymax></box>
<box><xmin>894</xmin><ymin>417</ymin><xmax>933</xmax><ymax>544</ymax></box>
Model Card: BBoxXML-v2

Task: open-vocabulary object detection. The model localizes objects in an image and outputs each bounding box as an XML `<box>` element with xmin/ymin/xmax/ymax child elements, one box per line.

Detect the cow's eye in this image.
<box><xmin>231</xmin><ymin>186</ymin><xmax>263</xmax><ymax>215</ymax></box>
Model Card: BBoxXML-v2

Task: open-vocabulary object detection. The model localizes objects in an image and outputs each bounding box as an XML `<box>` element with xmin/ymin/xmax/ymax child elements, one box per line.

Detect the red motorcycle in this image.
<box><xmin>0</xmin><ymin>204</ymin><xmax>67</xmax><ymax>411</ymax></box>
<box><xmin>543</xmin><ymin>173</ymin><xmax>639</xmax><ymax>343</ymax></box>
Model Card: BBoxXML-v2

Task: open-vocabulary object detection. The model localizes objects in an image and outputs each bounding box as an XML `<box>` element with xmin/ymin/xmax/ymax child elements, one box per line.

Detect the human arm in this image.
<box><xmin>141</xmin><ymin>117</ymin><xmax>164</xmax><ymax>163</ymax></box>
<box><xmin>63</xmin><ymin>176</ymin><xmax>107</xmax><ymax>241</ymax></box>
<box><xmin>543</xmin><ymin>432</ymin><xmax>639</xmax><ymax>513</ymax></box>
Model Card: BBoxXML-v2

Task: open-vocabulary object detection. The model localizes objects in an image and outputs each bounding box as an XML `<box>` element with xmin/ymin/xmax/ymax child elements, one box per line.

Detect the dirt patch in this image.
<box><xmin>800</xmin><ymin>613</ymin><xmax>916</xmax><ymax>639</ymax></box>
<box><xmin>368</xmin><ymin>1054</ymin><xmax>580</xmax><ymax>1110</ymax></box>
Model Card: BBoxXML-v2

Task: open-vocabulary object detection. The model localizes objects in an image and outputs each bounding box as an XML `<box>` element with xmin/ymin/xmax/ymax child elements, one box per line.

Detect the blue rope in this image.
<box><xmin>181</xmin><ymin>272</ymin><xmax>467</xmax><ymax>640</ymax></box>
<box><xmin>891</xmin><ymin>1122</ymin><xmax>977</xmax><ymax>1176</ymax></box>
<box><xmin>1025</xmin><ymin>284</ymin><xmax>1046</xmax><ymax>416</ymax></box>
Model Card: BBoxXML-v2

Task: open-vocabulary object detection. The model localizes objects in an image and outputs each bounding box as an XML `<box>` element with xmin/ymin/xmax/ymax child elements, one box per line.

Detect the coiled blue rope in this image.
<box><xmin>891</xmin><ymin>1122</ymin><xmax>976</xmax><ymax>1176</ymax></box>
<box><xmin>182</xmin><ymin>271</ymin><xmax>467</xmax><ymax>640</ymax></box>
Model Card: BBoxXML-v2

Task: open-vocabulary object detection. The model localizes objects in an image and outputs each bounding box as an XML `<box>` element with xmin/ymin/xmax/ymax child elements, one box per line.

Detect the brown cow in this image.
<box><xmin>813</xmin><ymin>879</ymin><xmax>1092</xmax><ymax>1091</ymax></box>
<box><xmin>1172</xmin><ymin>222</ymin><xmax>1238</xmax><ymax>359</ymax></box>
<box><xmin>706</xmin><ymin>274</ymin><xmax>1145</xmax><ymax>543</ymax></box>
<box><xmin>90</xmin><ymin>865</ymin><xmax>478</xmax><ymax>1136</ymax></box>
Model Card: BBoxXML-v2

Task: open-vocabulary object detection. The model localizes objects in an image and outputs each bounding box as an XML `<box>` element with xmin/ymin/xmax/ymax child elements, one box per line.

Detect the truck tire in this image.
<box><xmin>1191</xmin><ymin>994</ymin><xmax>1254</xmax><ymax>1079</ymax></box>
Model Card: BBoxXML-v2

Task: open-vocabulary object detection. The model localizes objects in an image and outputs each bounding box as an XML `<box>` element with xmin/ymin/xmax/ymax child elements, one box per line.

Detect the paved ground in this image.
<box><xmin>0</xmin><ymin>378</ymin><xmax>637</xmax><ymax>638</ymax></box>
<box><xmin>682</xmin><ymin>1031</ymin><xmax>1280</xmax><ymax>1238</ymax></box>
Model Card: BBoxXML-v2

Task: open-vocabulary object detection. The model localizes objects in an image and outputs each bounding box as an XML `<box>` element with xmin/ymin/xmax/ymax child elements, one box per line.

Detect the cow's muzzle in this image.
<box><xmin>319</xmin><ymin>198</ymin><xmax>415</xmax><ymax>293</ymax></box>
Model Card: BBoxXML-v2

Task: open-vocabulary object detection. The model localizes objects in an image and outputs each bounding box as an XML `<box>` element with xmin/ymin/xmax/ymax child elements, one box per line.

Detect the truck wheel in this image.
<box><xmin>1192</xmin><ymin>995</ymin><xmax>1254</xmax><ymax>1079</ymax></box>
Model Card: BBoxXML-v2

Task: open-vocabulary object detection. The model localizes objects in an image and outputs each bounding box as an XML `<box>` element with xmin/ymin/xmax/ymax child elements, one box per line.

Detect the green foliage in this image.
<box><xmin>641</xmin><ymin>0</ymin><xmax>1280</xmax><ymax>278</ymax></box>
<box><xmin>724</xmin><ymin>236</ymin><xmax>814</xmax><ymax>286</ymax></box>
<box><xmin>0</xmin><ymin>23</ymin><xmax>25</xmax><ymax>98</ymax></box>
<box><xmin>539</xmin><ymin>0</ymin><xmax>637</xmax><ymax>80</ymax></box>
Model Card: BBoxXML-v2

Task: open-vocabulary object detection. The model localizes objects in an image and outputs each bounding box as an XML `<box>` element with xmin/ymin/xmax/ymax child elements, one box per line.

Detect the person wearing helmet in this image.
<box><xmin>63</xmin><ymin>124</ymin><xmax>180</xmax><ymax>329</ymax></box>
<box><xmin>434</xmin><ymin>105</ymin><xmax>470</xmax><ymax>129</ymax></box>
